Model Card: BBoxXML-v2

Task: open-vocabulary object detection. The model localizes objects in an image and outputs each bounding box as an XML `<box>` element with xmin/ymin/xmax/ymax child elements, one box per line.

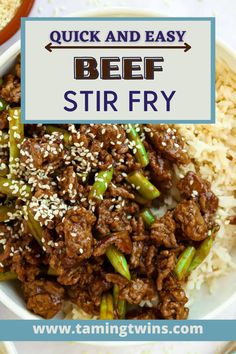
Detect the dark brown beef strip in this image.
<box><xmin>67</xmin><ymin>285</ymin><xmax>99</xmax><ymax>316</ymax></box>
<box><xmin>150</xmin><ymin>211</ymin><xmax>177</xmax><ymax>248</ymax></box>
<box><xmin>105</xmin><ymin>273</ymin><xmax>129</xmax><ymax>287</ymax></box>
<box><xmin>148</xmin><ymin>149</ymin><xmax>173</xmax><ymax>189</ymax></box>
<box><xmin>174</xmin><ymin>199</ymin><xmax>208</xmax><ymax>241</ymax></box>
<box><xmin>156</xmin><ymin>250</ymin><xmax>176</xmax><ymax>291</ymax></box>
<box><xmin>96</xmin><ymin>199</ymin><xmax>139</xmax><ymax>236</ymax></box>
<box><xmin>0</xmin><ymin>111</ymin><xmax>8</xmax><ymax>130</ymax></box>
<box><xmin>56</xmin><ymin>207</ymin><xmax>96</xmax><ymax>259</ymax></box>
<box><xmin>58</xmin><ymin>166</ymin><xmax>78</xmax><ymax>201</ymax></box>
<box><xmin>0</xmin><ymin>74</ymin><xmax>21</xmax><ymax>104</ymax></box>
<box><xmin>23</xmin><ymin>280</ymin><xmax>64</xmax><ymax>319</ymax></box>
<box><xmin>119</xmin><ymin>278</ymin><xmax>156</xmax><ymax>305</ymax></box>
<box><xmin>146</xmin><ymin>124</ymin><xmax>189</xmax><ymax>164</ymax></box>
<box><xmin>159</xmin><ymin>275</ymin><xmax>189</xmax><ymax>320</ymax></box>
<box><xmin>20</xmin><ymin>135</ymin><xmax>64</xmax><ymax>173</ymax></box>
<box><xmin>177</xmin><ymin>171</ymin><xmax>219</xmax><ymax>215</ymax></box>
<box><xmin>126</xmin><ymin>308</ymin><xmax>157</xmax><ymax>319</ymax></box>
<box><xmin>93</xmin><ymin>230</ymin><xmax>132</xmax><ymax>256</ymax></box>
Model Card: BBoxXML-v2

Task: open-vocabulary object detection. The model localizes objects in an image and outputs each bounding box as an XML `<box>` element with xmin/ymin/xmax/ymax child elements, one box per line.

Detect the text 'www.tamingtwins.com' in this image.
<box><xmin>32</xmin><ymin>323</ymin><xmax>204</xmax><ymax>338</ymax></box>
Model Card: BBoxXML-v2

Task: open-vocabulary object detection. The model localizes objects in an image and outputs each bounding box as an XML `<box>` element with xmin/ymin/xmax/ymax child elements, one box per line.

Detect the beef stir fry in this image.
<box><xmin>0</xmin><ymin>57</ymin><xmax>219</xmax><ymax>319</ymax></box>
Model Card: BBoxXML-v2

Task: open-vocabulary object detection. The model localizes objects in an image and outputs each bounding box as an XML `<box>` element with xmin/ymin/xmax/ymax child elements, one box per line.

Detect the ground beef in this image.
<box><xmin>151</xmin><ymin>211</ymin><xmax>177</xmax><ymax>248</ymax></box>
<box><xmin>148</xmin><ymin>149</ymin><xmax>172</xmax><ymax>189</ymax></box>
<box><xmin>68</xmin><ymin>285</ymin><xmax>99</xmax><ymax>315</ymax></box>
<box><xmin>174</xmin><ymin>199</ymin><xmax>208</xmax><ymax>241</ymax></box>
<box><xmin>20</xmin><ymin>135</ymin><xmax>64</xmax><ymax>173</ymax></box>
<box><xmin>93</xmin><ymin>230</ymin><xmax>132</xmax><ymax>256</ymax></box>
<box><xmin>89</xmin><ymin>277</ymin><xmax>112</xmax><ymax>306</ymax></box>
<box><xmin>145</xmin><ymin>245</ymin><xmax>157</xmax><ymax>277</ymax></box>
<box><xmin>119</xmin><ymin>278</ymin><xmax>156</xmax><ymax>305</ymax></box>
<box><xmin>146</xmin><ymin>124</ymin><xmax>189</xmax><ymax>164</ymax></box>
<box><xmin>58</xmin><ymin>166</ymin><xmax>78</xmax><ymax>201</ymax></box>
<box><xmin>107</xmin><ymin>184</ymin><xmax>135</xmax><ymax>200</ymax></box>
<box><xmin>96</xmin><ymin>198</ymin><xmax>139</xmax><ymax>236</ymax></box>
<box><xmin>23</xmin><ymin>280</ymin><xmax>64</xmax><ymax>319</ymax></box>
<box><xmin>156</xmin><ymin>250</ymin><xmax>176</xmax><ymax>291</ymax></box>
<box><xmin>0</xmin><ymin>74</ymin><xmax>20</xmax><ymax>104</ymax></box>
<box><xmin>129</xmin><ymin>241</ymin><xmax>144</xmax><ymax>269</ymax></box>
<box><xmin>159</xmin><ymin>275</ymin><xmax>189</xmax><ymax>319</ymax></box>
<box><xmin>126</xmin><ymin>308</ymin><xmax>157</xmax><ymax>319</ymax></box>
<box><xmin>56</xmin><ymin>207</ymin><xmax>96</xmax><ymax>259</ymax></box>
<box><xmin>0</xmin><ymin>110</ymin><xmax>8</xmax><ymax>130</ymax></box>
<box><xmin>105</xmin><ymin>273</ymin><xmax>129</xmax><ymax>287</ymax></box>
<box><xmin>177</xmin><ymin>171</ymin><xmax>219</xmax><ymax>215</ymax></box>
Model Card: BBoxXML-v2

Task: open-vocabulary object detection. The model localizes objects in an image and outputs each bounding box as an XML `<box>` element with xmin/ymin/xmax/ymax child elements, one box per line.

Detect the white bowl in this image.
<box><xmin>0</xmin><ymin>7</ymin><xmax>236</xmax><ymax>321</ymax></box>
<box><xmin>1</xmin><ymin>342</ymin><xmax>17</xmax><ymax>354</ymax></box>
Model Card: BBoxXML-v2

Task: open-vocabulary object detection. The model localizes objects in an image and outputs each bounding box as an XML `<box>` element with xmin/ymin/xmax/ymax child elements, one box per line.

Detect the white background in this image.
<box><xmin>0</xmin><ymin>0</ymin><xmax>236</xmax><ymax>353</ymax></box>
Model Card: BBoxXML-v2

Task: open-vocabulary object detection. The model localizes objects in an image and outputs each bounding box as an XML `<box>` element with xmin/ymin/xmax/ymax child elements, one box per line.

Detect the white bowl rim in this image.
<box><xmin>2</xmin><ymin>342</ymin><xmax>18</xmax><ymax>354</ymax></box>
<box><xmin>0</xmin><ymin>6</ymin><xmax>235</xmax><ymax>324</ymax></box>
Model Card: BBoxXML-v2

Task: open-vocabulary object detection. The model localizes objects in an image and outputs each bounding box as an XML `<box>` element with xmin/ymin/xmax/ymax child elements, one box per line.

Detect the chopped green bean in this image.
<box><xmin>113</xmin><ymin>284</ymin><xmax>126</xmax><ymax>319</ymax></box>
<box><xmin>126</xmin><ymin>171</ymin><xmax>160</xmax><ymax>200</ymax></box>
<box><xmin>27</xmin><ymin>209</ymin><xmax>43</xmax><ymax>246</ymax></box>
<box><xmin>0</xmin><ymin>165</ymin><xmax>9</xmax><ymax>177</ymax></box>
<box><xmin>188</xmin><ymin>238</ymin><xmax>213</xmax><ymax>273</ymax></box>
<box><xmin>0</xmin><ymin>271</ymin><xmax>17</xmax><ymax>281</ymax></box>
<box><xmin>9</xmin><ymin>108</ymin><xmax>24</xmax><ymax>178</ymax></box>
<box><xmin>140</xmin><ymin>208</ymin><xmax>155</xmax><ymax>227</ymax></box>
<box><xmin>126</xmin><ymin>124</ymin><xmax>149</xmax><ymax>167</ymax></box>
<box><xmin>0</xmin><ymin>177</ymin><xmax>32</xmax><ymax>199</ymax></box>
<box><xmin>45</xmin><ymin>125</ymin><xmax>72</xmax><ymax>145</ymax></box>
<box><xmin>106</xmin><ymin>245</ymin><xmax>131</xmax><ymax>281</ymax></box>
<box><xmin>0</xmin><ymin>132</ymin><xmax>8</xmax><ymax>146</ymax></box>
<box><xmin>89</xmin><ymin>168</ymin><xmax>114</xmax><ymax>201</ymax></box>
<box><xmin>134</xmin><ymin>192</ymin><xmax>150</xmax><ymax>205</ymax></box>
<box><xmin>174</xmin><ymin>246</ymin><xmax>196</xmax><ymax>280</ymax></box>
<box><xmin>0</xmin><ymin>98</ymin><xmax>7</xmax><ymax>112</ymax></box>
<box><xmin>0</xmin><ymin>205</ymin><xmax>16</xmax><ymax>222</ymax></box>
<box><xmin>100</xmin><ymin>293</ymin><xmax>114</xmax><ymax>320</ymax></box>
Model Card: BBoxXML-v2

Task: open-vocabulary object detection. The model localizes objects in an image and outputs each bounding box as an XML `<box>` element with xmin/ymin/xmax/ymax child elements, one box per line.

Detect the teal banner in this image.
<box><xmin>0</xmin><ymin>320</ymin><xmax>235</xmax><ymax>341</ymax></box>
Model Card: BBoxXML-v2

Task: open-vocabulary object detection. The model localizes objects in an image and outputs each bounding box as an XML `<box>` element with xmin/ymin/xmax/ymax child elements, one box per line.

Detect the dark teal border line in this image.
<box><xmin>0</xmin><ymin>320</ymin><xmax>235</xmax><ymax>341</ymax></box>
<box><xmin>21</xmin><ymin>17</ymin><xmax>215</xmax><ymax>124</ymax></box>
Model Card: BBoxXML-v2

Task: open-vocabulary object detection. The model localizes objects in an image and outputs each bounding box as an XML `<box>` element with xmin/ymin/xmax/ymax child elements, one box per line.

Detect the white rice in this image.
<box><xmin>65</xmin><ymin>59</ymin><xmax>236</xmax><ymax>319</ymax></box>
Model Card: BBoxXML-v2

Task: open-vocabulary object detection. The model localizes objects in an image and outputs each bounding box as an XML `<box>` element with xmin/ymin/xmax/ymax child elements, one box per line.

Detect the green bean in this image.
<box><xmin>0</xmin><ymin>132</ymin><xmax>8</xmax><ymax>146</ymax></box>
<box><xmin>126</xmin><ymin>124</ymin><xmax>149</xmax><ymax>167</ymax></box>
<box><xmin>134</xmin><ymin>192</ymin><xmax>150</xmax><ymax>205</ymax></box>
<box><xmin>0</xmin><ymin>165</ymin><xmax>9</xmax><ymax>177</ymax></box>
<box><xmin>126</xmin><ymin>171</ymin><xmax>160</xmax><ymax>200</ymax></box>
<box><xmin>188</xmin><ymin>238</ymin><xmax>213</xmax><ymax>273</ymax></box>
<box><xmin>188</xmin><ymin>225</ymin><xmax>219</xmax><ymax>273</ymax></box>
<box><xmin>45</xmin><ymin>125</ymin><xmax>72</xmax><ymax>145</ymax></box>
<box><xmin>0</xmin><ymin>177</ymin><xmax>32</xmax><ymax>199</ymax></box>
<box><xmin>113</xmin><ymin>284</ymin><xmax>126</xmax><ymax>319</ymax></box>
<box><xmin>0</xmin><ymin>268</ymin><xmax>57</xmax><ymax>282</ymax></box>
<box><xmin>0</xmin><ymin>271</ymin><xmax>18</xmax><ymax>281</ymax></box>
<box><xmin>26</xmin><ymin>209</ymin><xmax>43</xmax><ymax>246</ymax></box>
<box><xmin>89</xmin><ymin>168</ymin><xmax>114</xmax><ymax>201</ymax></box>
<box><xmin>174</xmin><ymin>246</ymin><xmax>196</xmax><ymax>280</ymax></box>
<box><xmin>9</xmin><ymin>108</ymin><xmax>24</xmax><ymax>178</ymax></box>
<box><xmin>0</xmin><ymin>205</ymin><xmax>16</xmax><ymax>222</ymax></box>
<box><xmin>106</xmin><ymin>245</ymin><xmax>131</xmax><ymax>281</ymax></box>
<box><xmin>100</xmin><ymin>293</ymin><xmax>114</xmax><ymax>320</ymax></box>
<box><xmin>140</xmin><ymin>208</ymin><xmax>155</xmax><ymax>227</ymax></box>
<box><xmin>0</xmin><ymin>98</ymin><xmax>7</xmax><ymax>112</ymax></box>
